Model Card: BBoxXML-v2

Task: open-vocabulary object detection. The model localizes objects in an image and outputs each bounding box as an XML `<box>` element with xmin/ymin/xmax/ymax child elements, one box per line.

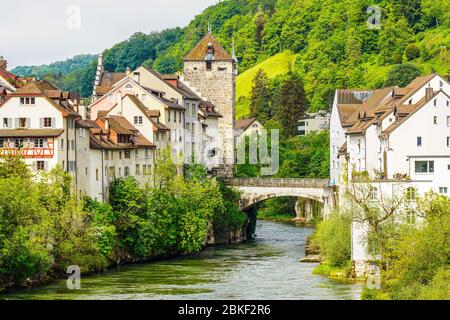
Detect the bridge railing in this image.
<box><xmin>223</xmin><ymin>178</ymin><xmax>328</xmax><ymax>188</ymax></box>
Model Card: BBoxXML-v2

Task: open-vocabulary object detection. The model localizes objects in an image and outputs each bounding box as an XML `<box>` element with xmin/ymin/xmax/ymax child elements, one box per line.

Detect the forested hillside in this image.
<box><xmin>13</xmin><ymin>0</ymin><xmax>450</xmax><ymax>111</ymax></box>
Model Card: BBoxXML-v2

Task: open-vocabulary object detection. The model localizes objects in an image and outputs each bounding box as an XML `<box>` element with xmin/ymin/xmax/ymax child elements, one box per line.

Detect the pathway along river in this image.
<box><xmin>1</xmin><ymin>221</ymin><xmax>362</xmax><ymax>300</ymax></box>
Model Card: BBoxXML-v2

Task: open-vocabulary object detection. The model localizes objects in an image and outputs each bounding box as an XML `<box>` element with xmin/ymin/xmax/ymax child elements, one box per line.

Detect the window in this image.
<box><xmin>20</xmin><ymin>97</ymin><xmax>35</xmax><ymax>105</ymax></box>
<box><xmin>417</xmin><ymin>136</ymin><xmax>422</xmax><ymax>147</ymax></box>
<box><xmin>405</xmin><ymin>187</ymin><xmax>417</xmax><ymax>201</ymax></box>
<box><xmin>434</xmin><ymin>99</ymin><xmax>437</xmax><ymax>106</ymax></box>
<box><xmin>119</xmin><ymin>151</ymin><xmax>122</xmax><ymax>160</ymax></box>
<box><xmin>96</xmin><ymin>169</ymin><xmax>99</xmax><ymax>181</ymax></box>
<box><xmin>186</xmin><ymin>103</ymin><xmax>190</xmax><ymax>115</ymax></box>
<box><xmin>19</xmin><ymin>118</ymin><xmax>27</xmax><ymax>128</ymax></box>
<box><xmin>43</xmin><ymin>118</ymin><xmax>52</xmax><ymax>128</ymax></box>
<box><xmin>145</xmin><ymin>148</ymin><xmax>149</xmax><ymax>159</ymax></box>
<box><xmin>14</xmin><ymin>139</ymin><xmax>24</xmax><ymax>149</ymax></box>
<box><xmin>71</xmin><ymin>140</ymin><xmax>75</xmax><ymax>150</ymax></box>
<box><xmin>108</xmin><ymin>166</ymin><xmax>115</xmax><ymax>177</ymax></box>
<box><xmin>299</xmin><ymin>121</ymin><xmax>306</xmax><ymax>126</ymax></box>
<box><xmin>439</xmin><ymin>187</ymin><xmax>448</xmax><ymax>195</ymax></box>
<box><xmin>79</xmin><ymin>128</ymin><xmax>84</xmax><ymax>137</ymax></box>
<box><xmin>34</xmin><ymin>139</ymin><xmax>44</xmax><ymax>148</ymax></box>
<box><xmin>179</xmin><ymin>111</ymin><xmax>182</xmax><ymax>123</ymax></box>
<box><xmin>369</xmin><ymin>186</ymin><xmax>378</xmax><ymax>200</ymax></box>
<box><xmin>434</xmin><ymin>116</ymin><xmax>437</xmax><ymax>125</ymax></box>
<box><xmin>415</xmin><ymin>161</ymin><xmax>434</xmax><ymax>173</ymax></box>
<box><xmin>192</xmin><ymin>104</ymin><xmax>196</xmax><ymax>116</ymax></box>
<box><xmin>61</xmin><ymin>139</ymin><xmax>64</xmax><ymax>150</ymax></box>
<box><xmin>168</xmin><ymin>110</ymin><xmax>171</xmax><ymax>122</ymax></box>
<box><xmin>136</xmin><ymin>164</ymin><xmax>140</xmax><ymax>175</ymax></box>
<box><xmin>125</xmin><ymin>150</ymin><xmax>131</xmax><ymax>159</ymax></box>
<box><xmin>357</xmin><ymin>140</ymin><xmax>361</xmax><ymax>153</ymax></box>
<box><xmin>174</xmin><ymin>111</ymin><xmax>177</xmax><ymax>123</ymax></box>
<box><xmin>447</xmin><ymin>116</ymin><xmax>450</xmax><ymax>127</ymax></box>
<box><xmin>124</xmin><ymin>166</ymin><xmax>130</xmax><ymax>177</ymax></box>
<box><xmin>36</xmin><ymin>161</ymin><xmax>45</xmax><ymax>171</ymax></box>
<box><xmin>135</xmin><ymin>149</ymin><xmax>139</xmax><ymax>158</ymax></box>
<box><xmin>134</xmin><ymin>116</ymin><xmax>143</xmax><ymax>125</ymax></box>
<box><xmin>68</xmin><ymin>161</ymin><xmax>76</xmax><ymax>172</ymax></box>
<box><xmin>447</xmin><ymin>137</ymin><xmax>450</xmax><ymax>148</ymax></box>
<box><xmin>405</xmin><ymin>209</ymin><xmax>416</xmax><ymax>224</ymax></box>
<box><xmin>206</xmin><ymin>61</ymin><xmax>212</xmax><ymax>70</ymax></box>
<box><xmin>85</xmin><ymin>167</ymin><xmax>88</xmax><ymax>175</ymax></box>
<box><xmin>252</xmin><ymin>124</ymin><xmax>258</xmax><ymax>128</ymax></box>
<box><xmin>119</xmin><ymin>167</ymin><xmax>122</xmax><ymax>176</ymax></box>
<box><xmin>2</xmin><ymin>118</ymin><xmax>9</xmax><ymax>128</ymax></box>
<box><xmin>105</xmin><ymin>150</ymin><xmax>109</xmax><ymax>160</ymax></box>
<box><xmin>440</xmin><ymin>80</ymin><xmax>444</xmax><ymax>88</ymax></box>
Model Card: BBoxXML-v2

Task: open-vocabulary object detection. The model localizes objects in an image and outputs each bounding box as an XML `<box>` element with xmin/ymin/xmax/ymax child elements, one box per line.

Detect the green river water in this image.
<box><xmin>1</xmin><ymin>221</ymin><xmax>363</xmax><ymax>300</ymax></box>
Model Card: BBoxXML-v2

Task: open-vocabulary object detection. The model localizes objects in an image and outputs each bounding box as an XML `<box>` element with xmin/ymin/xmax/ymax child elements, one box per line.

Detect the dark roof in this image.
<box><xmin>142</xmin><ymin>67</ymin><xmax>200</xmax><ymax>100</ymax></box>
<box><xmin>95</xmin><ymin>71</ymin><xmax>126</xmax><ymax>95</ymax></box>
<box><xmin>76</xmin><ymin>119</ymin><xmax>99</xmax><ymax>129</ymax></box>
<box><xmin>184</xmin><ymin>33</ymin><xmax>233</xmax><ymax>61</ymax></box>
<box><xmin>199</xmin><ymin>100</ymin><xmax>222</xmax><ymax>118</ymax></box>
<box><xmin>0</xmin><ymin>129</ymin><xmax>64</xmax><ymax>138</ymax></box>
<box><xmin>107</xmin><ymin>116</ymin><xmax>138</xmax><ymax>135</ymax></box>
<box><xmin>337</xmin><ymin>104</ymin><xmax>360</xmax><ymax>127</ymax></box>
<box><xmin>235</xmin><ymin>118</ymin><xmax>257</xmax><ymax>131</ymax></box>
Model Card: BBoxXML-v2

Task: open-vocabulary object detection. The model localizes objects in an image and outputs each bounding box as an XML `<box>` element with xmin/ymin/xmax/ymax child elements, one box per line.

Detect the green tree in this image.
<box><xmin>384</xmin><ymin>63</ymin><xmax>423</xmax><ymax>87</ymax></box>
<box><xmin>276</xmin><ymin>70</ymin><xmax>308</xmax><ymax>137</ymax></box>
<box><xmin>249</xmin><ymin>69</ymin><xmax>272</xmax><ymax>122</ymax></box>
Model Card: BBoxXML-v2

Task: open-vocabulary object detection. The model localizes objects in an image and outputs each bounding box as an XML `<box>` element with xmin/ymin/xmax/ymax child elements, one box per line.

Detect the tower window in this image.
<box><xmin>206</xmin><ymin>61</ymin><xmax>212</xmax><ymax>71</ymax></box>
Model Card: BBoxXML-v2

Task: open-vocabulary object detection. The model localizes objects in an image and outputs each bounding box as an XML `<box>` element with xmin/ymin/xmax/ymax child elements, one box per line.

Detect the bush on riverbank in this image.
<box><xmin>0</xmin><ymin>153</ymin><xmax>246</xmax><ymax>290</ymax></box>
<box><xmin>312</xmin><ymin>211</ymin><xmax>352</xmax><ymax>269</ymax></box>
<box><xmin>379</xmin><ymin>194</ymin><xmax>450</xmax><ymax>300</ymax></box>
<box><xmin>0</xmin><ymin>157</ymin><xmax>109</xmax><ymax>288</ymax></box>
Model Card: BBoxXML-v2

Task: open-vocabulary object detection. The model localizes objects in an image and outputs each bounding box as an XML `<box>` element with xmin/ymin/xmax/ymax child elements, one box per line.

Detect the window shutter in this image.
<box><xmin>8</xmin><ymin>118</ymin><xmax>12</xmax><ymax>128</ymax></box>
<box><xmin>26</xmin><ymin>118</ymin><xmax>31</xmax><ymax>128</ymax></box>
<box><xmin>40</xmin><ymin>118</ymin><xmax>43</xmax><ymax>128</ymax></box>
<box><xmin>44</xmin><ymin>161</ymin><xmax>49</xmax><ymax>171</ymax></box>
<box><xmin>14</xmin><ymin>118</ymin><xmax>19</xmax><ymax>129</ymax></box>
<box><xmin>51</xmin><ymin>118</ymin><xmax>56</xmax><ymax>128</ymax></box>
<box><xmin>43</xmin><ymin>139</ymin><xmax>48</xmax><ymax>149</ymax></box>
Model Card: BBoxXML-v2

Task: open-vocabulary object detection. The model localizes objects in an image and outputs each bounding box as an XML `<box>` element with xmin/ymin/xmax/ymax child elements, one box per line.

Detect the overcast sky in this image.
<box><xmin>2</xmin><ymin>0</ymin><xmax>218</xmax><ymax>69</ymax></box>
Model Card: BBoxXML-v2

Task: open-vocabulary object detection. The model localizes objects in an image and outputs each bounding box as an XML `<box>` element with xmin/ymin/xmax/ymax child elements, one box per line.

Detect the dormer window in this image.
<box><xmin>20</xmin><ymin>97</ymin><xmax>35</xmax><ymax>105</ymax></box>
<box><xmin>206</xmin><ymin>61</ymin><xmax>212</xmax><ymax>71</ymax></box>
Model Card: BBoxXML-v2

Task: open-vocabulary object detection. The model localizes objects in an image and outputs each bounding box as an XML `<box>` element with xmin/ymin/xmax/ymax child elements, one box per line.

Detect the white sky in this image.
<box><xmin>2</xmin><ymin>0</ymin><xmax>218</xmax><ymax>69</ymax></box>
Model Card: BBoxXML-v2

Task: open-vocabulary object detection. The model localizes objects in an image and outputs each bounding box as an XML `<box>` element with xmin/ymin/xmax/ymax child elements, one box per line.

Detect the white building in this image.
<box><xmin>234</xmin><ymin>118</ymin><xmax>264</xmax><ymax>146</ymax></box>
<box><xmin>298</xmin><ymin>111</ymin><xmax>330</xmax><ymax>136</ymax></box>
<box><xmin>330</xmin><ymin>73</ymin><xmax>450</xmax><ymax>276</ymax></box>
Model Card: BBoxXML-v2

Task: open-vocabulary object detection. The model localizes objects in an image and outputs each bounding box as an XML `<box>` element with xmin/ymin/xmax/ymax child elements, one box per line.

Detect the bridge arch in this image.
<box><xmin>224</xmin><ymin>178</ymin><xmax>336</xmax><ymax>217</ymax></box>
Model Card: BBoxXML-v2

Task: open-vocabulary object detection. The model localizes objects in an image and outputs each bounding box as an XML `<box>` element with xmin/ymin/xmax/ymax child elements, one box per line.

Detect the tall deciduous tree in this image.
<box><xmin>276</xmin><ymin>70</ymin><xmax>308</xmax><ymax>137</ymax></box>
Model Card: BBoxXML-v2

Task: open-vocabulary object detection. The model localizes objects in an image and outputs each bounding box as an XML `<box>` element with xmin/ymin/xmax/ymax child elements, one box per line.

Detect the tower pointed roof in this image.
<box><xmin>184</xmin><ymin>33</ymin><xmax>233</xmax><ymax>62</ymax></box>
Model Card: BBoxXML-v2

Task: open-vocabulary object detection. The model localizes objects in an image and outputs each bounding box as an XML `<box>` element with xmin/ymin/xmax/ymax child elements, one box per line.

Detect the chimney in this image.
<box><xmin>78</xmin><ymin>104</ymin><xmax>87</xmax><ymax>120</ymax></box>
<box><xmin>0</xmin><ymin>56</ymin><xmax>7</xmax><ymax>69</ymax></box>
<box><xmin>425</xmin><ymin>87</ymin><xmax>434</xmax><ymax>101</ymax></box>
<box><xmin>104</xmin><ymin>117</ymin><xmax>110</xmax><ymax>131</ymax></box>
<box><xmin>126</xmin><ymin>67</ymin><xmax>131</xmax><ymax>76</ymax></box>
<box><xmin>133</xmin><ymin>72</ymin><xmax>140</xmax><ymax>84</ymax></box>
<box><xmin>117</xmin><ymin>92</ymin><xmax>123</xmax><ymax>115</ymax></box>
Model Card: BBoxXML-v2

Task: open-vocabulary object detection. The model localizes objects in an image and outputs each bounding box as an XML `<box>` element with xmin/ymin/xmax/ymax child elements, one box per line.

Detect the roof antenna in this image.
<box><xmin>232</xmin><ymin>38</ymin><xmax>238</xmax><ymax>64</ymax></box>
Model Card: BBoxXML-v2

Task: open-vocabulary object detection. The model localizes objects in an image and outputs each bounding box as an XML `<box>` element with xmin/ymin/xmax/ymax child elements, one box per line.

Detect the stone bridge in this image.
<box><xmin>224</xmin><ymin>178</ymin><xmax>337</xmax><ymax>220</ymax></box>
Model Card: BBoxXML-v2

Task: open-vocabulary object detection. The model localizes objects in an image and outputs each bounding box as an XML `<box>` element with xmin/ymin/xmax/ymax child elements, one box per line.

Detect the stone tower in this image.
<box><xmin>183</xmin><ymin>32</ymin><xmax>237</xmax><ymax>177</ymax></box>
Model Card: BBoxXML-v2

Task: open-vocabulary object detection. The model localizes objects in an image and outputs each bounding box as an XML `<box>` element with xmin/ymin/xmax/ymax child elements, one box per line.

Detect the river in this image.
<box><xmin>1</xmin><ymin>221</ymin><xmax>362</xmax><ymax>300</ymax></box>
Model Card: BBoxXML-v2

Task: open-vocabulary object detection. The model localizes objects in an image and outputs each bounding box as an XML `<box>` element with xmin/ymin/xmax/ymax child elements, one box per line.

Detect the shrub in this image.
<box><xmin>405</xmin><ymin>44</ymin><xmax>420</xmax><ymax>61</ymax></box>
<box><xmin>313</xmin><ymin>211</ymin><xmax>351</xmax><ymax>267</ymax></box>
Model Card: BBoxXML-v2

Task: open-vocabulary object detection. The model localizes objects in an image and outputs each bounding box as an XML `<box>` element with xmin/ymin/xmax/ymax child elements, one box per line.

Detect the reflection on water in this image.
<box><xmin>1</xmin><ymin>221</ymin><xmax>362</xmax><ymax>300</ymax></box>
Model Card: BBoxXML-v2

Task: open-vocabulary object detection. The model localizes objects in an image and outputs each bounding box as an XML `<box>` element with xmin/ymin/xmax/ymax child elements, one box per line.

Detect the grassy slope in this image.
<box><xmin>236</xmin><ymin>51</ymin><xmax>297</xmax><ymax>119</ymax></box>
